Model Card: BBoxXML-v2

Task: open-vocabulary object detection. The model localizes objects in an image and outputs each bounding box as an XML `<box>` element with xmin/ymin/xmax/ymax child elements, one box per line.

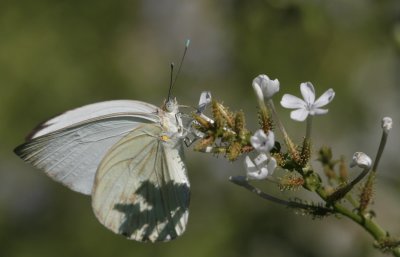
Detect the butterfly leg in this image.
<box><xmin>183</xmin><ymin>134</ymin><xmax>198</xmax><ymax>147</ymax></box>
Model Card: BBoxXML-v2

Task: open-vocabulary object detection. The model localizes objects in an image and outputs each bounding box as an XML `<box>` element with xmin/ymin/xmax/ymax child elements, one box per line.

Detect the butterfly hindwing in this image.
<box><xmin>91</xmin><ymin>124</ymin><xmax>190</xmax><ymax>242</ymax></box>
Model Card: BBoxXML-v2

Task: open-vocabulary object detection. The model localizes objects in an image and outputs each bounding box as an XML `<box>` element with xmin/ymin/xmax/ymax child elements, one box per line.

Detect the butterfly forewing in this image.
<box><xmin>31</xmin><ymin>100</ymin><xmax>159</xmax><ymax>139</ymax></box>
<box><xmin>14</xmin><ymin>114</ymin><xmax>159</xmax><ymax>195</ymax></box>
<box><xmin>92</xmin><ymin>123</ymin><xmax>190</xmax><ymax>242</ymax></box>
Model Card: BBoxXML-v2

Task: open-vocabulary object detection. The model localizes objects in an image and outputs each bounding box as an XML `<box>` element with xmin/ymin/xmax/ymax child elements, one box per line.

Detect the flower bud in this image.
<box><xmin>350</xmin><ymin>152</ymin><xmax>372</xmax><ymax>169</ymax></box>
<box><xmin>198</xmin><ymin>91</ymin><xmax>212</xmax><ymax>113</ymax></box>
<box><xmin>252</xmin><ymin>74</ymin><xmax>280</xmax><ymax>100</ymax></box>
<box><xmin>381</xmin><ymin>117</ymin><xmax>392</xmax><ymax>134</ymax></box>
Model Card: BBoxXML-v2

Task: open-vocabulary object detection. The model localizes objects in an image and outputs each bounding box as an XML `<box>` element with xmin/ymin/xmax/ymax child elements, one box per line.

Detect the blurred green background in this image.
<box><xmin>1</xmin><ymin>0</ymin><xmax>400</xmax><ymax>256</ymax></box>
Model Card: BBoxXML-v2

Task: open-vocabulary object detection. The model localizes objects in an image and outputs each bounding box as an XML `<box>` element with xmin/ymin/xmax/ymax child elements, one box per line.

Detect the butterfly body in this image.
<box><xmin>15</xmin><ymin>98</ymin><xmax>190</xmax><ymax>242</ymax></box>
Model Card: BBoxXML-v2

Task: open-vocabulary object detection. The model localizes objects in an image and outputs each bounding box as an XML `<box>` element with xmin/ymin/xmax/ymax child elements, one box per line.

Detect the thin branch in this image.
<box><xmin>327</xmin><ymin>167</ymin><xmax>370</xmax><ymax>203</ymax></box>
<box><xmin>229</xmin><ymin>176</ymin><xmax>333</xmax><ymax>216</ymax></box>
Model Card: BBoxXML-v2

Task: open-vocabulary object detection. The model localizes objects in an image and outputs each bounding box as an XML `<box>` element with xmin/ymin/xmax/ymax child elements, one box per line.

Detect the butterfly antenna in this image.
<box><xmin>167</xmin><ymin>62</ymin><xmax>175</xmax><ymax>101</ymax></box>
<box><xmin>168</xmin><ymin>39</ymin><xmax>190</xmax><ymax>101</ymax></box>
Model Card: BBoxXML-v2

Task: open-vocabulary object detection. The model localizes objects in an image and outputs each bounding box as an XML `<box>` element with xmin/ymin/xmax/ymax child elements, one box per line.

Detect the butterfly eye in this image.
<box><xmin>166</xmin><ymin>102</ymin><xmax>173</xmax><ymax>112</ymax></box>
<box><xmin>165</xmin><ymin>98</ymin><xmax>177</xmax><ymax>113</ymax></box>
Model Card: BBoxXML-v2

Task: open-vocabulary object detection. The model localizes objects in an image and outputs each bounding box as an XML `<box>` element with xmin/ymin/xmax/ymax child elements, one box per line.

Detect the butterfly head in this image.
<box><xmin>163</xmin><ymin>97</ymin><xmax>179</xmax><ymax>114</ymax></box>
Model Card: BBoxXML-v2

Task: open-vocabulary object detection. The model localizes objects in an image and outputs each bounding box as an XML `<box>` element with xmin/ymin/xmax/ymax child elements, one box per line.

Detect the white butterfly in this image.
<box><xmin>14</xmin><ymin>97</ymin><xmax>192</xmax><ymax>242</ymax></box>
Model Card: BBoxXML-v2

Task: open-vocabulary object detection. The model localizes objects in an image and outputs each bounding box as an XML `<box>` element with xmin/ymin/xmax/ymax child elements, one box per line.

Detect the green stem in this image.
<box><xmin>267</xmin><ymin>100</ymin><xmax>290</xmax><ymax>142</ymax></box>
<box><xmin>359</xmin><ymin>127</ymin><xmax>389</xmax><ymax>212</ymax></box>
<box><xmin>327</xmin><ymin>167</ymin><xmax>370</xmax><ymax>202</ymax></box>
<box><xmin>267</xmin><ymin>100</ymin><xmax>299</xmax><ymax>161</ymax></box>
<box><xmin>372</xmin><ymin>130</ymin><xmax>388</xmax><ymax>172</ymax></box>
<box><xmin>315</xmin><ymin>187</ymin><xmax>400</xmax><ymax>256</ymax></box>
<box><xmin>345</xmin><ymin>194</ymin><xmax>359</xmax><ymax>208</ymax></box>
<box><xmin>305</xmin><ymin>115</ymin><xmax>312</xmax><ymax>141</ymax></box>
<box><xmin>232</xmin><ymin>167</ymin><xmax>400</xmax><ymax>256</ymax></box>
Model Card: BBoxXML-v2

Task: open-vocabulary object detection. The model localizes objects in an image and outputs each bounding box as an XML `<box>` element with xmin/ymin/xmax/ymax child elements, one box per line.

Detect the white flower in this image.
<box><xmin>381</xmin><ymin>117</ymin><xmax>392</xmax><ymax>134</ymax></box>
<box><xmin>250</xmin><ymin>129</ymin><xmax>275</xmax><ymax>153</ymax></box>
<box><xmin>252</xmin><ymin>74</ymin><xmax>280</xmax><ymax>101</ymax></box>
<box><xmin>244</xmin><ymin>153</ymin><xmax>277</xmax><ymax>180</ymax></box>
<box><xmin>246</xmin><ymin>130</ymin><xmax>277</xmax><ymax>180</ymax></box>
<box><xmin>198</xmin><ymin>91</ymin><xmax>212</xmax><ymax>113</ymax></box>
<box><xmin>350</xmin><ymin>152</ymin><xmax>372</xmax><ymax>169</ymax></box>
<box><xmin>280</xmin><ymin>82</ymin><xmax>335</xmax><ymax>122</ymax></box>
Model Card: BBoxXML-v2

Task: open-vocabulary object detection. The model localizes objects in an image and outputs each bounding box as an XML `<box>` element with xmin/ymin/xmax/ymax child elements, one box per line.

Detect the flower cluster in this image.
<box><xmin>193</xmin><ymin>73</ymin><xmax>398</xmax><ymax>256</ymax></box>
<box><xmin>244</xmin><ymin>74</ymin><xmax>335</xmax><ymax>179</ymax></box>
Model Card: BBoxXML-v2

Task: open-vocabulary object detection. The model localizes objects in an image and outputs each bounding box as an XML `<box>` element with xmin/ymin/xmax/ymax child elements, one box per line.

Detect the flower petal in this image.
<box><xmin>198</xmin><ymin>91</ymin><xmax>212</xmax><ymax>113</ymax></box>
<box><xmin>247</xmin><ymin>168</ymin><xmax>269</xmax><ymax>180</ymax></box>
<box><xmin>262</xmin><ymin>78</ymin><xmax>280</xmax><ymax>99</ymax></box>
<box><xmin>250</xmin><ymin>130</ymin><xmax>275</xmax><ymax>153</ymax></box>
<box><xmin>265</xmin><ymin>131</ymin><xmax>275</xmax><ymax>151</ymax></box>
<box><xmin>254</xmin><ymin>153</ymin><xmax>268</xmax><ymax>166</ymax></box>
<box><xmin>300</xmin><ymin>82</ymin><xmax>315</xmax><ymax>104</ymax></box>
<box><xmin>280</xmin><ymin>94</ymin><xmax>306</xmax><ymax>109</ymax></box>
<box><xmin>313</xmin><ymin>88</ymin><xmax>335</xmax><ymax>108</ymax></box>
<box><xmin>311</xmin><ymin>108</ymin><xmax>328</xmax><ymax>115</ymax></box>
<box><xmin>253</xmin><ymin>129</ymin><xmax>267</xmax><ymax>139</ymax></box>
<box><xmin>252</xmin><ymin>78</ymin><xmax>264</xmax><ymax>102</ymax></box>
<box><xmin>267</xmin><ymin>157</ymin><xmax>277</xmax><ymax>175</ymax></box>
<box><xmin>245</xmin><ymin>153</ymin><xmax>277</xmax><ymax>180</ymax></box>
<box><xmin>246</xmin><ymin>169</ymin><xmax>263</xmax><ymax>180</ymax></box>
<box><xmin>253</xmin><ymin>74</ymin><xmax>280</xmax><ymax>100</ymax></box>
<box><xmin>244</xmin><ymin>156</ymin><xmax>258</xmax><ymax>173</ymax></box>
<box><xmin>253</xmin><ymin>75</ymin><xmax>268</xmax><ymax>89</ymax></box>
<box><xmin>250</xmin><ymin>130</ymin><xmax>266</xmax><ymax>149</ymax></box>
<box><xmin>290</xmin><ymin>108</ymin><xmax>309</xmax><ymax>121</ymax></box>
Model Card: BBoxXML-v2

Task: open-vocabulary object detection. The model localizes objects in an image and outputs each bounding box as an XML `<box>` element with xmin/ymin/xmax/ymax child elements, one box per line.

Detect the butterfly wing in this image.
<box><xmin>30</xmin><ymin>100</ymin><xmax>158</xmax><ymax>139</ymax></box>
<box><xmin>14</xmin><ymin>101</ymin><xmax>160</xmax><ymax>195</ymax></box>
<box><xmin>91</xmin><ymin>124</ymin><xmax>190</xmax><ymax>242</ymax></box>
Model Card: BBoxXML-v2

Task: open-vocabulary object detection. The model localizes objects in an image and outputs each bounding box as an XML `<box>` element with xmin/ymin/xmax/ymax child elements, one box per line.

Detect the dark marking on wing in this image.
<box><xmin>113</xmin><ymin>181</ymin><xmax>190</xmax><ymax>242</ymax></box>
